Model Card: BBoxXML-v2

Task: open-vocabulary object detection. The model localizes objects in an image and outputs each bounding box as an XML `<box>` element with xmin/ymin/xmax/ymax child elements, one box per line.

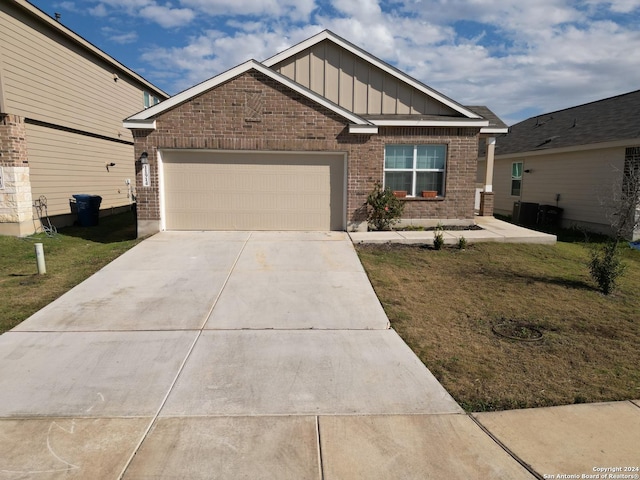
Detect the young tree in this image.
<box><xmin>590</xmin><ymin>148</ymin><xmax>640</xmax><ymax>294</ymax></box>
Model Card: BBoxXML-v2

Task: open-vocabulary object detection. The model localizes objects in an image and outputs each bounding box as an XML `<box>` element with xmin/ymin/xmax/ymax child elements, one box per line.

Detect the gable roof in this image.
<box><xmin>123</xmin><ymin>59</ymin><xmax>377</xmax><ymax>133</ymax></box>
<box><xmin>11</xmin><ymin>0</ymin><xmax>167</xmax><ymax>99</ymax></box>
<box><xmin>125</xmin><ymin>30</ymin><xmax>506</xmax><ymax>134</ymax></box>
<box><xmin>495</xmin><ymin>89</ymin><xmax>640</xmax><ymax>156</ymax></box>
<box><xmin>263</xmin><ymin>30</ymin><xmax>482</xmax><ymax>121</ymax></box>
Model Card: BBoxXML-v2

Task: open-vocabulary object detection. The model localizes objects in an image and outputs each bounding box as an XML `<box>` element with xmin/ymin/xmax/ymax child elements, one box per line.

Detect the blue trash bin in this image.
<box><xmin>72</xmin><ymin>194</ymin><xmax>102</xmax><ymax>226</ymax></box>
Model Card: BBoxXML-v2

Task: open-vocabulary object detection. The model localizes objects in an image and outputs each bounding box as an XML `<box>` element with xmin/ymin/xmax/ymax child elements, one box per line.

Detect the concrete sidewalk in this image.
<box><xmin>350</xmin><ymin>216</ymin><xmax>557</xmax><ymax>245</ymax></box>
<box><xmin>0</xmin><ymin>231</ymin><xmax>637</xmax><ymax>479</ymax></box>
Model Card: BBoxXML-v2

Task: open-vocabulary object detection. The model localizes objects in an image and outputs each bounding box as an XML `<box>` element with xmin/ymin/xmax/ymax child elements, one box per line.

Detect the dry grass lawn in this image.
<box><xmin>0</xmin><ymin>212</ymin><xmax>141</xmax><ymax>333</ymax></box>
<box><xmin>356</xmin><ymin>240</ymin><xmax>640</xmax><ymax>412</ymax></box>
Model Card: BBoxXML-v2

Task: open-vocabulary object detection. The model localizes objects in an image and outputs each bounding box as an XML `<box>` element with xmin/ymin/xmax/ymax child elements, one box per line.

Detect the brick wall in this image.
<box><xmin>479</xmin><ymin>191</ymin><xmax>495</xmax><ymax>216</ymax></box>
<box><xmin>0</xmin><ymin>114</ymin><xmax>33</xmax><ymax>233</ymax></box>
<box><xmin>0</xmin><ymin>114</ymin><xmax>29</xmax><ymax>167</ymax></box>
<box><xmin>133</xmin><ymin>71</ymin><xmax>480</xmax><ymax>230</ymax></box>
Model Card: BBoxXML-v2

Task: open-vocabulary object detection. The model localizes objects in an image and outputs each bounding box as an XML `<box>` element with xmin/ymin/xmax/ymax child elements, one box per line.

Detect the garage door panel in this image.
<box><xmin>162</xmin><ymin>152</ymin><xmax>344</xmax><ymax>231</ymax></box>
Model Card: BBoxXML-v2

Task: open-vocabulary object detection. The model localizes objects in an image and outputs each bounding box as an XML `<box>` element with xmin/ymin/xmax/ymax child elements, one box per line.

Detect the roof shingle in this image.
<box><xmin>495</xmin><ymin>90</ymin><xmax>640</xmax><ymax>156</ymax></box>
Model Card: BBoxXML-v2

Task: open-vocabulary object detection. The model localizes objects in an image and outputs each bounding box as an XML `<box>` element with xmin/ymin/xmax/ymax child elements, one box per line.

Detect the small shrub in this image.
<box><xmin>457</xmin><ymin>236</ymin><xmax>468</xmax><ymax>250</ymax></box>
<box><xmin>366</xmin><ymin>183</ymin><xmax>405</xmax><ymax>231</ymax></box>
<box><xmin>433</xmin><ymin>224</ymin><xmax>445</xmax><ymax>250</ymax></box>
<box><xmin>588</xmin><ymin>240</ymin><xmax>626</xmax><ymax>295</ymax></box>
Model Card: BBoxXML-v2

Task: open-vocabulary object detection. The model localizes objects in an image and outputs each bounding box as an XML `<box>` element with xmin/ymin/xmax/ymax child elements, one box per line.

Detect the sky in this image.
<box><xmin>29</xmin><ymin>0</ymin><xmax>640</xmax><ymax>125</ymax></box>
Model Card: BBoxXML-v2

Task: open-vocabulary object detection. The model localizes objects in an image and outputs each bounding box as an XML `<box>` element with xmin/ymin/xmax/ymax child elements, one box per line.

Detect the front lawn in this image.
<box><xmin>0</xmin><ymin>211</ymin><xmax>141</xmax><ymax>333</ymax></box>
<box><xmin>356</xmin><ymin>239</ymin><xmax>640</xmax><ymax>411</ymax></box>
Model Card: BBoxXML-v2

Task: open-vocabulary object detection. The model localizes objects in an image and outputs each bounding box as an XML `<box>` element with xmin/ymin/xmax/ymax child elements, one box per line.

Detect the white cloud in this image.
<box><xmin>69</xmin><ymin>0</ymin><xmax>640</xmax><ymax>125</ymax></box>
<box><xmin>139</xmin><ymin>4</ymin><xmax>195</xmax><ymax>28</ymax></box>
<box><xmin>93</xmin><ymin>0</ymin><xmax>154</xmax><ymax>9</ymax></box>
<box><xmin>587</xmin><ymin>0</ymin><xmax>640</xmax><ymax>13</ymax></box>
<box><xmin>180</xmin><ymin>0</ymin><xmax>317</xmax><ymax>22</ymax></box>
<box><xmin>88</xmin><ymin>3</ymin><xmax>108</xmax><ymax>16</ymax></box>
<box><xmin>330</xmin><ymin>0</ymin><xmax>382</xmax><ymax>20</ymax></box>
<box><xmin>110</xmin><ymin>31</ymin><xmax>138</xmax><ymax>44</ymax></box>
<box><xmin>396</xmin><ymin>15</ymin><xmax>640</xmax><ymax>124</ymax></box>
<box><xmin>608</xmin><ymin>0</ymin><xmax>640</xmax><ymax>12</ymax></box>
<box><xmin>57</xmin><ymin>1</ymin><xmax>77</xmax><ymax>10</ymax></box>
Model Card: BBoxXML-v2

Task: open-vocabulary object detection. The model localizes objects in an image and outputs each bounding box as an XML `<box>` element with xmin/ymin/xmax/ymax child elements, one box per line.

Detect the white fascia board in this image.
<box><xmin>349</xmin><ymin>125</ymin><xmax>379</xmax><ymax>134</ymax></box>
<box><xmin>370</xmin><ymin>119</ymin><xmax>489</xmax><ymax>128</ymax></box>
<box><xmin>480</xmin><ymin>127</ymin><xmax>509</xmax><ymax>134</ymax></box>
<box><xmin>123</xmin><ymin>119</ymin><xmax>156</xmax><ymax>130</ymax></box>
<box><xmin>263</xmin><ymin>30</ymin><xmax>482</xmax><ymax>120</ymax></box>
<box><xmin>124</xmin><ymin>59</ymin><xmax>372</xmax><ymax>127</ymax></box>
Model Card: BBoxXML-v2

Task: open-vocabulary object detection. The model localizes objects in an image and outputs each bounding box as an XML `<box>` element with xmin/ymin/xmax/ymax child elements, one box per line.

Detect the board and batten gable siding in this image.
<box><xmin>271</xmin><ymin>40</ymin><xmax>460</xmax><ymax>117</ymax></box>
<box><xmin>491</xmin><ymin>146</ymin><xmax>626</xmax><ymax>232</ymax></box>
<box><xmin>0</xmin><ymin>2</ymin><xmax>144</xmax><ymax>142</ymax></box>
<box><xmin>26</xmin><ymin>123</ymin><xmax>134</xmax><ymax>216</ymax></box>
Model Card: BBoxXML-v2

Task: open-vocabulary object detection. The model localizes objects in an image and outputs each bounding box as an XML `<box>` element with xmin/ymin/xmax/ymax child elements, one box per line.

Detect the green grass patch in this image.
<box><xmin>356</xmin><ymin>240</ymin><xmax>640</xmax><ymax>412</ymax></box>
<box><xmin>0</xmin><ymin>211</ymin><xmax>141</xmax><ymax>333</ymax></box>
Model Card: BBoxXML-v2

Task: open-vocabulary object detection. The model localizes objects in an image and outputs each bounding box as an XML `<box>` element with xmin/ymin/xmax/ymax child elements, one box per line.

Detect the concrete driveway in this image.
<box><xmin>0</xmin><ymin>231</ymin><xmax>534</xmax><ymax>479</ymax></box>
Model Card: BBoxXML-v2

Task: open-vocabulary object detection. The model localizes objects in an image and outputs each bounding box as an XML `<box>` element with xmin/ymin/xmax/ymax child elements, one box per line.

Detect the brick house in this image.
<box><xmin>124</xmin><ymin>30</ymin><xmax>507</xmax><ymax>236</ymax></box>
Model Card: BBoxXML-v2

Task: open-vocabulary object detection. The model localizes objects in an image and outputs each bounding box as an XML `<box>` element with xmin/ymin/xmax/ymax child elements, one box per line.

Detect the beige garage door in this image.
<box><xmin>162</xmin><ymin>151</ymin><xmax>345</xmax><ymax>231</ymax></box>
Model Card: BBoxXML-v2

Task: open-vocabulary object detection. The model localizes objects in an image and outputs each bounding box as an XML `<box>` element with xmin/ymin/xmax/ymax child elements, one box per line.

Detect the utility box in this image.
<box><xmin>513</xmin><ymin>201</ymin><xmax>539</xmax><ymax>226</ymax></box>
<box><xmin>538</xmin><ymin>205</ymin><xmax>564</xmax><ymax>227</ymax></box>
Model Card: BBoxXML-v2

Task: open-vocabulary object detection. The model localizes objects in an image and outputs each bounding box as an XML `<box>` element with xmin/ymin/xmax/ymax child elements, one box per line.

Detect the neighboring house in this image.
<box><xmin>477</xmin><ymin>90</ymin><xmax>640</xmax><ymax>240</ymax></box>
<box><xmin>0</xmin><ymin>0</ymin><xmax>168</xmax><ymax>236</ymax></box>
<box><xmin>124</xmin><ymin>30</ymin><xmax>507</xmax><ymax>236</ymax></box>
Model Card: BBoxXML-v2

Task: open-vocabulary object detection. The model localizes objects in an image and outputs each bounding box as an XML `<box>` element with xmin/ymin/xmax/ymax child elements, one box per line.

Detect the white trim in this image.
<box><xmin>123</xmin><ymin>120</ymin><xmax>156</xmax><ymax>130</ymax></box>
<box><xmin>481</xmin><ymin>127</ymin><xmax>509</xmax><ymax>134</ymax></box>
<box><xmin>342</xmin><ymin>152</ymin><xmax>348</xmax><ymax>230</ymax></box>
<box><xmin>349</xmin><ymin>125</ymin><xmax>378</xmax><ymax>134</ymax></box>
<box><xmin>384</xmin><ymin>144</ymin><xmax>447</xmax><ymax>197</ymax></box>
<box><xmin>484</xmin><ymin>184</ymin><xmax>493</xmax><ymax>193</ymax></box>
<box><xmin>124</xmin><ymin>60</ymin><xmax>373</xmax><ymax>129</ymax></box>
<box><xmin>370</xmin><ymin>119</ymin><xmax>489</xmax><ymax>128</ymax></box>
<box><xmin>157</xmin><ymin>150</ymin><xmax>166</xmax><ymax>232</ymax></box>
<box><xmin>263</xmin><ymin>30</ymin><xmax>482</xmax><ymax>120</ymax></box>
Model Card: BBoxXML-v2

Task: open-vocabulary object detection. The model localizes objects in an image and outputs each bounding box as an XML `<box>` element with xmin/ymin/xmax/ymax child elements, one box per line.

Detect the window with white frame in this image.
<box><xmin>384</xmin><ymin>145</ymin><xmax>447</xmax><ymax>196</ymax></box>
<box><xmin>511</xmin><ymin>162</ymin><xmax>523</xmax><ymax>196</ymax></box>
<box><xmin>143</xmin><ymin>91</ymin><xmax>161</xmax><ymax>108</ymax></box>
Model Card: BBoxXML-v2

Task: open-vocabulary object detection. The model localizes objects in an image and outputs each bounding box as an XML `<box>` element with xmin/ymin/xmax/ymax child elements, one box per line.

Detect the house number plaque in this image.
<box><xmin>142</xmin><ymin>163</ymin><xmax>151</xmax><ymax>187</ymax></box>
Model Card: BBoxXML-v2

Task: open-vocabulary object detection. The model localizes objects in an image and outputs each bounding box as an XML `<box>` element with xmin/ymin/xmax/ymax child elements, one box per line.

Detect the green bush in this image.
<box><xmin>589</xmin><ymin>240</ymin><xmax>626</xmax><ymax>295</ymax></box>
<box><xmin>366</xmin><ymin>183</ymin><xmax>404</xmax><ymax>231</ymax></box>
<box><xmin>433</xmin><ymin>224</ymin><xmax>445</xmax><ymax>250</ymax></box>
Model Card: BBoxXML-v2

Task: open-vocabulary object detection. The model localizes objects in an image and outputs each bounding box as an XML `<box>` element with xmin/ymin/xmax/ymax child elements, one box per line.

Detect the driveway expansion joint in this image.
<box><xmin>468</xmin><ymin>413</ymin><xmax>543</xmax><ymax>480</ymax></box>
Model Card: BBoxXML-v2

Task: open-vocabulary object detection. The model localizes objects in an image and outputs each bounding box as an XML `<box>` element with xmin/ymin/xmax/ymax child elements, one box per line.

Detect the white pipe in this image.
<box><xmin>35</xmin><ymin>243</ymin><xmax>46</xmax><ymax>275</ymax></box>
